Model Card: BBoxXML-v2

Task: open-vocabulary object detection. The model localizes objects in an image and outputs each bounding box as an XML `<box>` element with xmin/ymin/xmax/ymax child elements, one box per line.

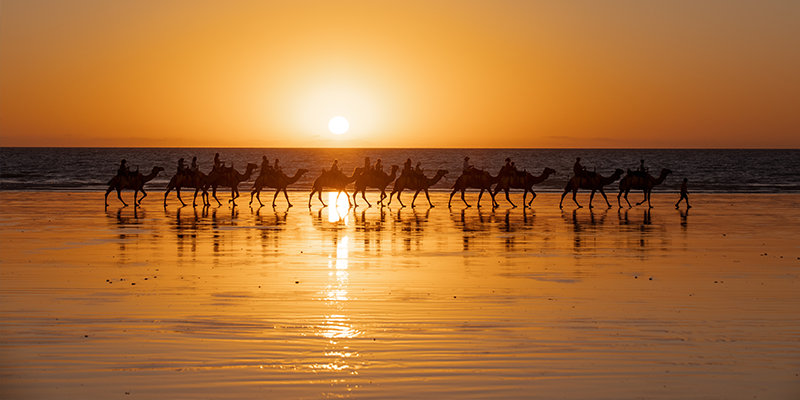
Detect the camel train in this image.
<box><xmin>107</xmin><ymin>155</ymin><xmax>673</xmax><ymax>210</ymax></box>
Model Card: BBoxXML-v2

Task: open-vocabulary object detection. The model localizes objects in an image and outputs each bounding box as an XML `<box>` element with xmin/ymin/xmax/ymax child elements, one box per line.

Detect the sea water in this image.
<box><xmin>1</xmin><ymin>147</ymin><xmax>799</xmax><ymax>193</ymax></box>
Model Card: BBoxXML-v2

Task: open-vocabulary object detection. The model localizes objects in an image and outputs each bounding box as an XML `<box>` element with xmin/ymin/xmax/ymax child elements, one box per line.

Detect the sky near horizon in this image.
<box><xmin>1</xmin><ymin>1</ymin><xmax>799</xmax><ymax>148</ymax></box>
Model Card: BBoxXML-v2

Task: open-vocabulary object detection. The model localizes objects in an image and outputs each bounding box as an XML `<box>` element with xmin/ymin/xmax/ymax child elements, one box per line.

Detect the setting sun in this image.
<box><xmin>328</xmin><ymin>116</ymin><xmax>349</xmax><ymax>135</ymax></box>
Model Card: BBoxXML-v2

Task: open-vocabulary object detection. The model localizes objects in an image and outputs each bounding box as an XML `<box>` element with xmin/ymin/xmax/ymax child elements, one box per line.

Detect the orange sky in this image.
<box><xmin>1</xmin><ymin>0</ymin><xmax>799</xmax><ymax>148</ymax></box>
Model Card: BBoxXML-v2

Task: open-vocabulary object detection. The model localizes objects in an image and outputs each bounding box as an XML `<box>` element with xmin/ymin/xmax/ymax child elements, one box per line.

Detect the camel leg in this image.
<box><xmin>424</xmin><ymin>189</ymin><xmax>434</xmax><ymax>208</ymax></box>
<box><xmin>361</xmin><ymin>189</ymin><xmax>371</xmax><ymax>207</ymax></box>
<box><xmin>379</xmin><ymin>190</ymin><xmax>387</xmax><ymax>206</ymax></box>
<box><xmin>176</xmin><ymin>187</ymin><xmax>187</xmax><ymax>207</ymax></box>
<box><xmin>448</xmin><ymin>189</ymin><xmax>457</xmax><ymax>207</ymax></box>
<box><xmin>318</xmin><ymin>189</ymin><xmax>327</xmax><ymax>207</ymax></box>
<box><xmin>343</xmin><ymin>189</ymin><xmax>352</xmax><ymax>207</ymax></box>
<box><xmin>477</xmin><ymin>189</ymin><xmax>485</xmax><ymax>208</ymax></box>
<box><xmin>527</xmin><ymin>190</ymin><xmax>537</xmax><ymax>207</ymax></box>
<box><xmin>623</xmin><ymin>190</ymin><xmax>632</xmax><ymax>208</ymax></box>
<box><xmin>212</xmin><ymin>187</ymin><xmax>222</xmax><ymax>206</ymax></box>
<box><xmin>138</xmin><ymin>188</ymin><xmax>148</xmax><ymax>205</ymax></box>
<box><xmin>116</xmin><ymin>188</ymin><xmax>128</xmax><ymax>207</ymax></box>
<box><xmin>559</xmin><ymin>190</ymin><xmax>569</xmax><ymax>208</ymax></box>
<box><xmin>396</xmin><ymin>190</ymin><xmax>405</xmax><ymax>208</ymax></box>
<box><xmin>599</xmin><ymin>189</ymin><xmax>611</xmax><ymax>208</ymax></box>
<box><xmin>254</xmin><ymin>188</ymin><xmax>265</xmax><ymax>207</ymax></box>
<box><xmin>460</xmin><ymin>189</ymin><xmax>470</xmax><ymax>207</ymax></box>
<box><xmin>249</xmin><ymin>187</ymin><xmax>258</xmax><ymax>206</ymax></box>
<box><xmin>504</xmin><ymin>188</ymin><xmax>516</xmax><ymax>208</ymax></box>
<box><xmin>282</xmin><ymin>188</ymin><xmax>292</xmax><ymax>207</ymax></box>
<box><xmin>588</xmin><ymin>190</ymin><xmax>595</xmax><ymax>209</ymax></box>
<box><xmin>411</xmin><ymin>190</ymin><xmax>421</xmax><ymax>208</ymax></box>
<box><xmin>164</xmin><ymin>185</ymin><xmax>172</xmax><ymax>207</ymax></box>
<box><xmin>193</xmin><ymin>188</ymin><xmax>200</xmax><ymax>207</ymax></box>
<box><xmin>105</xmin><ymin>188</ymin><xmax>113</xmax><ymax>207</ymax></box>
<box><xmin>636</xmin><ymin>190</ymin><xmax>647</xmax><ymax>206</ymax></box>
<box><xmin>647</xmin><ymin>190</ymin><xmax>653</xmax><ymax>208</ymax></box>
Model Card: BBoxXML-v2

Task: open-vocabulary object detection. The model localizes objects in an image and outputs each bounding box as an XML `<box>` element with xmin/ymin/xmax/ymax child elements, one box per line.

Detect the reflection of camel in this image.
<box><xmin>493</xmin><ymin>168</ymin><xmax>556</xmax><ymax>208</ymax></box>
<box><xmin>105</xmin><ymin>166</ymin><xmax>164</xmax><ymax>207</ymax></box>
<box><xmin>618</xmin><ymin>168</ymin><xmax>672</xmax><ymax>208</ymax></box>
<box><xmin>250</xmin><ymin>169</ymin><xmax>309</xmax><ymax>207</ymax></box>
<box><xmin>560</xmin><ymin>169</ymin><xmax>624</xmax><ymax>209</ymax></box>
<box><xmin>448</xmin><ymin>170</ymin><xmax>499</xmax><ymax>208</ymax></box>
<box><xmin>164</xmin><ymin>171</ymin><xmax>210</xmax><ymax>207</ymax></box>
<box><xmin>387</xmin><ymin>169</ymin><xmax>448</xmax><ymax>208</ymax></box>
<box><xmin>204</xmin><ymin>163</ymin><xmax>258</xmax><ymax>207</ymax></box>
<box><xmin>308</xmin><ymin>167</ymin><xmax>363</xmax><ymax>208</ymax></box>
<box><xmin>353</xmin><ymin>165</ymin><xmax>399</xmax><ymax>207</ymax></box>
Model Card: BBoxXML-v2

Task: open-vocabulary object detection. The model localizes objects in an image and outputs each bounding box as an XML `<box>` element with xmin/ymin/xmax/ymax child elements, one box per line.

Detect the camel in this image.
<box><xmin>105</xmin><ymin>166</ymin><xmax>164</xmax><ymax>207</ymax></box>
<box><xmin>448</xmin><ymin>169</ymin><xmax>499</xmax><ymax>208</ymax></box>
<box><xmin>492</xmin><ymin>168</ymin><xmax>556</xmax><ymax>208</ymax></box>
<box><xmin>249</xmin><ymin>168</ymin><xmax>309</xmax><ymax>207</ymax></box>
<box><xmin>352</xmin><ymin>165</ymin><xmax>400</xmax><ymax>207</ymax></box>
<box><xmin>308</xmin><ymin>167</ymin><xmax>364</xmax><ymax>208</ymax></box>
<box><xmin>560</xmin><ymin>169</ymin><xmax>625</xmax><ymax>209</ymax></box>
<box><xmin>164</xmin><ymin>170</ymin><xmax>211</xmax><ymax>207</ymax></box>
<box><xmin>204</xmin><ymin>163</ymin><xmax>258</xmax><ymax>207</ymax></box>
<box><xmin>387</xmin><ymin>169</ymin><xmax>448</xmax><ymax>208</ymax></box>
<box><xmin>617</xmin><ymin>168</ymin><xmax>672</xmax><ymax>208</ymax></box>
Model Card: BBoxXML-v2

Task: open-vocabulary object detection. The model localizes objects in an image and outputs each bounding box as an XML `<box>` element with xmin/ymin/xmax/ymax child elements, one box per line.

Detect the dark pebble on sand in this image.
<box><xmin>131</xmin><ymin>283</ymin><xmax>136</xmax><ymax>285</ymax></box>
<box><xmin>295</xmin><ymin>281</ymin><xmax>299</xmax><ymax>284</ymax></box>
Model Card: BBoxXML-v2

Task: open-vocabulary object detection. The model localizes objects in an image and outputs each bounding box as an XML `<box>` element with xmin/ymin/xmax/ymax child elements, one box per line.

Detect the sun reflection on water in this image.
<box><xmin>314</xmin><ymin>235</ymin><xmax>362</xmax><ymax>373</ymax></box>
<box><xmin>327</xmin><ymin>192</ymin><xmax>351</xmax><ymax>223</ymax></box>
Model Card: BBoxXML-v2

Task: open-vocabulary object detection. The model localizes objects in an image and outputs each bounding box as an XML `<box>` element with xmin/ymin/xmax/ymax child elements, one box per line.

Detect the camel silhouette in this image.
<box><xmin>493</xmin><ymin>168</ymin><xmax>556</xmax><ymax>208</ymax></box>
<box><xmin>448</xmin><ymin>169</ymin><xmax>499</xmax><ymax>208</ymax></box>
<box><xmin>308</xmin><ymin>167</ymin><xmax>363</xmax><ymax>208</ymax></box>
<box><xmin>249</xmin><ymin>168</ymin><xmax>309</xmax><ymax>207</ymax></box>
<box><xmin>618</xmin><ymin>168</ymin><xmax>672</xmax><ymax>208</ymax></box>
<box><xmin>387</xmin><ymin>169</ymin><xmax>448</xmax><ymax>208</ymax></box>
<box><xmin>560</xmin><ymin>169</ymin><xmax>625</xmax><ymax>209</ymax></box>
<box><xmin>204</xmin><ymin>163</ymin><xmax>258</xmax><ymax>207</ymax></box>
<box><xmin>352</xmin><ymin>165</ymin><xmax>400</xmax><ymax>207</ymax></box>
<box><xmin>105</xmin><ymin>166</ymin><xmax>164</xmax><ymax>207</ymax></box>
<box><xmin>164</xmin><ymin>170</ymin><xmax>211</xmax><ymax>207</ymax></box>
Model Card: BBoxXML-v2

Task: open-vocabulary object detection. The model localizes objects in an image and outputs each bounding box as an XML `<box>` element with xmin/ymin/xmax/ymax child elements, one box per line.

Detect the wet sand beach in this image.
<box><xmin>1</xmin><ymin>191</ymin><xmax>799</xmax><ymax>399</ymax></box>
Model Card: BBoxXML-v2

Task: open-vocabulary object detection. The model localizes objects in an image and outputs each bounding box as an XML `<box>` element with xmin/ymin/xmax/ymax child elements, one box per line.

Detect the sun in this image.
<box><xmin>328</xmin><ymin>116</ymin><xmax>349</xmax><ymax>135</ymax></box>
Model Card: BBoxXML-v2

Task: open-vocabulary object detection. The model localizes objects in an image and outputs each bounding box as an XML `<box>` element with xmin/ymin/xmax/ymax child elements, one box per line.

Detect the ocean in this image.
<box><xmin>1</xmin><ymin>148</ymin><xmax>799</xmax><ymax>193</ymax></box>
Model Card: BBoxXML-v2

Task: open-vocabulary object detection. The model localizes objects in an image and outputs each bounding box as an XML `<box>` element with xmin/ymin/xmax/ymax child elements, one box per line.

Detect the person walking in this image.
<box><xmin>675</xmin><ymin>178</ymin><xmax>691</xmax><ymax>209</ymax></box>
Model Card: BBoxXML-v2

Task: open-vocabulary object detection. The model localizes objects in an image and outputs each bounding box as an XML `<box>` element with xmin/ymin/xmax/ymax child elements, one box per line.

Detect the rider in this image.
<box><xmin>573</xmin><ymin>157</ymin><xmax>586</xmax><ymax>179</ymax></box>
<box><xmin>374</xmin><ymin>158</ymin><xmax>383</xmax><ymax>174</ymax></box>
<box><xmin>190</xmin><ymin>156</ymin><xmax>198</xmax><ymax>173</ymax></box>
<box><xmin>463</xmin><ymin>157</ymin><xmax>473</xmax><ymax>175</ymax></box>
<box><xmin>402</xmin><ymin>158</ymin><xmax>413</xmax><ymax>177</ymax></box>
<box><xmin>274</xmin><ymin>158</ymin><xmax>281</xmax><ymax>172</ymax></box>
<box><xmin>117</xmin><ymin>159</ymin><xmax>134</xmax><ymax>179</ymax></box>
<box><xmin>330</xmin><ymin>159</ymin><xmax>340</xmax><ymax>174</ymax></box>
<box><xmin>177</xmin><ymin>158</ymin><xmax>188</xmax><ymax>176</ymax></box>
<box><xmin>213</xmin><ymin>153</ymin><xmax>223</xmax><ymax>172</ymax></box>
<box><xmin>260</xmin><ymin>156</ymin><xmax>272</xmax><ymax>177</ymax></box>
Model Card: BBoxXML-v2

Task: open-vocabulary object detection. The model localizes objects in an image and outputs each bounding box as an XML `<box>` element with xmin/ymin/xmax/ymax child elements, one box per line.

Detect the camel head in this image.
<box><xmin>543</xmin><ymin>167</ymin><xmax>556</xmax><ymax>176</ymax></box>
<box><xmin>152</xmin><ymin>166</ymin><xmax>165</xmax><ymax>175</ymax></box>
<box><xmin>246</xmin><ymin>163</ymin><xmax>258</xmax><ymax>172</ymax></box>
<box><xmin>613</xmin><ymin>168</ymin><xmax>625</xmax><ymax>177</ymax></box>
<box><xmin>436</xmin><ymin>169</ymin><xmax>449</xmax><ymax>177</ymax></box>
